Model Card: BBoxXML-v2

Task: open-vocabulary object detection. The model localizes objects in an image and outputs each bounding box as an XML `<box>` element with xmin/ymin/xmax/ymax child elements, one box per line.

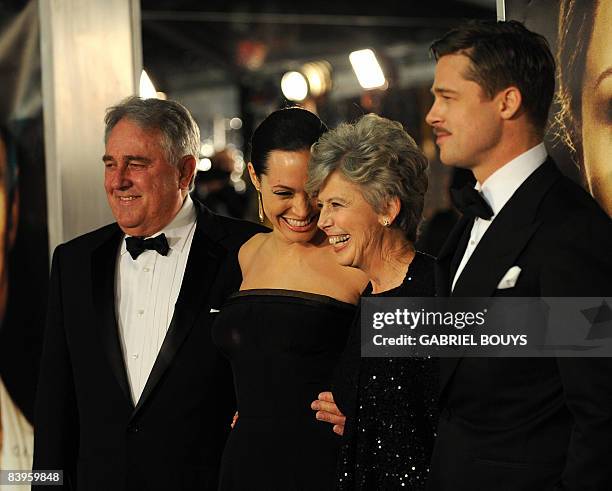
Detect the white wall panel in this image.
<box><xmin>39</xmin><ymin>0</ymin><xmax>141</xmax><ymax>252</ymax></box>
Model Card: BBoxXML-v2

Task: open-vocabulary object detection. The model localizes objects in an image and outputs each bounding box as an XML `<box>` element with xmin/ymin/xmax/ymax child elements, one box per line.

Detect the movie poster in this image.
<box><xmin>0</xmin><ymin>0</ymin><xmax>48</xmax><ymax>472</ymax></box>
<box><xmin>507</xmin><ymin>0</ymin><xmax>612</xmax><ymax>217</ymax></box>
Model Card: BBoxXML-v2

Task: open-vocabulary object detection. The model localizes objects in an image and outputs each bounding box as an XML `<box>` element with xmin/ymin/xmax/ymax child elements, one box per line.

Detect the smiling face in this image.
<box><xmin>581</xmin><ymin>0</ymin><xmax>612</xmax><ymax>216</ymax></box>
<box><xmin>426</xmin><ymin>53</ymin><xmax>503</xmax><ymax>173</ymax></box>
<box><xmin>249</xmin><ymin>149</ymin><xmax>319</xmax><ymax>243</ymax></box>
<box><xmin>103</xmin><ymin>118</ymin><xmax>194</xmax><ymax>237</ymax></box>
<box><xmin>316</xmin><ymin>171</ymin><xmax>385</xmax><ymax>271</ymax></box>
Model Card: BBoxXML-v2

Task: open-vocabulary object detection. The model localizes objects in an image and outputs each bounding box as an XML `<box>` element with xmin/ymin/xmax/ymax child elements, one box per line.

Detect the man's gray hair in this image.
<box><xmin>104</xmin><ymin>96</ymin><xmax>201</xmax><ymax>167</ymax></box>
<box><xmin>306</xmin><ymin>113</ymin><xmax>428</xmax><ymax>243</ymax></box>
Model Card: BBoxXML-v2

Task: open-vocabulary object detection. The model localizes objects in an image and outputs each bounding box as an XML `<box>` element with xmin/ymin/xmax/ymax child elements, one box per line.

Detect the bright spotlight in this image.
<box><xmin>197</xmin><ymin>158</ymin><xmax>212</xmax><ymax>172</ymax></box>
<box><xmin>349</xmin><ymin>49</ymin><xmax>386</xmax><ymax>89</ymax></box>
<box><xmin>200</xmin><ymin>140</ymin><xmax>215</xmax><ymax>158</ymax></box>
<box><xmin>139</xmin><ymin>70</ymin><xmax>158</xmax><ymax>99</ymax></box>
<box><xmin>229</xmin><ymin>117</ymin><xmax>243</xmax><ymax>130</ymax></box>
<box><xmin>281</xmin><ymin>71</ymin><xmax>308</xmax><ymax>101</ymax></box>
<box><xmin>302</xmin><ymin>61</ymin><xmax>332</xmax><ymax>97</ymax></box>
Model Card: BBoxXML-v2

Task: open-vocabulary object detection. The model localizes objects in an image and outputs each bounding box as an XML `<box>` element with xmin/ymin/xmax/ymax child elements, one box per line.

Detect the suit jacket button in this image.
<box><xmin>127</xmin><ymin>425</ymin><xmax>139</xmax><ymax>433</ymax></box>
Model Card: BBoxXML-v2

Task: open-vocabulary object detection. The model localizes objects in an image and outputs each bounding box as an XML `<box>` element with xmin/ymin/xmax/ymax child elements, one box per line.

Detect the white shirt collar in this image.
<box><xmin>120</xmin><ymin>194</ymin><xmax>197</xmax><ymax>256</ymax></box>
<box><xmin>476</xmin><ymin>142</ymin><xmax>547</xmax><ymax>217</ymax></box>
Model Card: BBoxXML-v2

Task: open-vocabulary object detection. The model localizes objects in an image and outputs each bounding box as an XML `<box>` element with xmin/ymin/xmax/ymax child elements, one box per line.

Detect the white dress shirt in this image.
<box><xmin>116</xmin><ymin>195</ymin><xmax>197</xmax><ymax>404</ymax></box>
<box><xmin>451</xmin><ymin>143</ymin><xmax>547</xmax><ymax>292</ymax></box>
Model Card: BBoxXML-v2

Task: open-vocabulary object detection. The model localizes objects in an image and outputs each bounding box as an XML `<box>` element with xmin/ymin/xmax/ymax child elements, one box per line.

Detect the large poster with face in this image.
<box><xmin>0</xmin><ymin>0</ymin><xmax>48</xmax><ymax>471</ymax></box>
<box><xmin>506</xmin><ymin>0</ymin><xmax>611</xmax><ymax>217</ymax></box>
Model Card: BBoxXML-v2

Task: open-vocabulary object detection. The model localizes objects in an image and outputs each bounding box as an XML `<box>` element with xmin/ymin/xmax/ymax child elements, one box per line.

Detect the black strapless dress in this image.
<box><xmin>211</xmin><ymin>289</ymin><xmax>356</xmax><ymax>491</ymax></box>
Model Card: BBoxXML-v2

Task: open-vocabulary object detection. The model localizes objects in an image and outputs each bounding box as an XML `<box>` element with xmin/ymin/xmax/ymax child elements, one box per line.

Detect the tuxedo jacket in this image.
<box><xmin>33</xmin><ymin>199</ymin><xmax>265</xmax><ymax>491</ymax></box>
<box><xmin>429</xmin><ymin>159</ymin><xmax>612</xmax><ymax>491</ymax></box>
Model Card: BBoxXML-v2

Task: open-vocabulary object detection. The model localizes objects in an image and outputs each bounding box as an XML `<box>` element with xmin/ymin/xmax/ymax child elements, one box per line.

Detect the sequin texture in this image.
<box><xmin>333</xmin><ymin>252</ymin><xmax>438</xmax><ymax>490</ymax></box>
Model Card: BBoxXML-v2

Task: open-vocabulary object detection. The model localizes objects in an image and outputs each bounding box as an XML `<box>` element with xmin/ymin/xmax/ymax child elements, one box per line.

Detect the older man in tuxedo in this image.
<box><xmin>33</xmin><ymin>97</ymin><xmax>263</xmax><ymax>490</ymax></box>
<box><xmin>426</xmin><ymin>20</ymin><xmax>612</xmax><ymax>491</ymax></box>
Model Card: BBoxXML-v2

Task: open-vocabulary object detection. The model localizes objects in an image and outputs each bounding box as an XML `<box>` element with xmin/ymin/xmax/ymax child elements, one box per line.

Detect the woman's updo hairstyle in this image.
<box><xmin>249</xmin><ymin>107</ymin><xmax>328</xmax><ymax>176</ymax></box>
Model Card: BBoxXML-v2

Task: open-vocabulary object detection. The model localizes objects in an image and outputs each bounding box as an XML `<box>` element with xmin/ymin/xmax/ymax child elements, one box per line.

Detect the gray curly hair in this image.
<box><xmin>306</xmin><ymin>113</ymin><xmax>428</xmax><ymax>243</ymax></box>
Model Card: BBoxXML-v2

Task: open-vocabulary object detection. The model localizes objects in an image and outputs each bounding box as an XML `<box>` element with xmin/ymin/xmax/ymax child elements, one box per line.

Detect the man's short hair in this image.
<box><xmin>104</xmin><ymin>96</ymin><xmax>201</xmax><ymax>166</ymax></box>
<box><xmin>430</xmin><ymin>20</ymin><xmax>555</xmax><ymax>133</ymax></box>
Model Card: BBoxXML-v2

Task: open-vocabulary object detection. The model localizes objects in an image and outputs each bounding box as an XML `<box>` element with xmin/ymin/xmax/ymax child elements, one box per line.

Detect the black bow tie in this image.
<box><xmin>450</xmin><ymin>185</ymin><xmax>494</xmax><ymax>220</ymax></box>
<box><xmin>125</xmin><ymin>233</ymin><xmax>170</xmax><ymax>260</ymax></box>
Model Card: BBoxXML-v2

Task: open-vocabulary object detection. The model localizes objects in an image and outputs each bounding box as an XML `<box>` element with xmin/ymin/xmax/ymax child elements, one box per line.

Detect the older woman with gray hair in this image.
<box><xmin>308</xmin><ymin>113</ymin><xmax>437</xmax><ymax>490</ymax></box>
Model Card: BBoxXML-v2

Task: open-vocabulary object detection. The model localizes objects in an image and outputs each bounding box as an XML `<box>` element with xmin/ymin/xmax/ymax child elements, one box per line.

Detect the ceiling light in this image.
<box><xmin>281</xmin><ymin>71</ymin><xmax>309</xmax><ymax>101</ymax></box>
<box><xmin>349</xmin><ymin>49</ymin><xmax>386</xmax><ymax>89</ymax></box>
<box><xmin>139</xmin><ymin>70</ymin><xmax>158</xmax><ymax>99</ymax></box>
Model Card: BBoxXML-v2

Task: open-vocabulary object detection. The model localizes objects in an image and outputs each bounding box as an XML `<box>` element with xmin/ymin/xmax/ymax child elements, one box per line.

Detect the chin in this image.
<box><xmin>285</xmin><ymin>230</ymin><xmax>317</xmax><ymax>243</ymax></box>
<box><xmin>116</xmin><ymin>219</ymin><xmax>145</xmax><ymax>235</ymax></box>
<box><xmin>332</xmin><ymin>249</ymin><xmax>356</xmax><ymax>268</ymax></box>
<box><xmin>276</xmin><ymin>217</ymin><xmax>319</xmax><ymax>243</ymax></box>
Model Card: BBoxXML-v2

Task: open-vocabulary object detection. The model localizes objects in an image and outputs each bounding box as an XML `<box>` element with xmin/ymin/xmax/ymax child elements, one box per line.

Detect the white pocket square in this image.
<box><xmin>497</xmin><ymin>266</ymin><xmax>521</xmax><ymax>289</ymax></box>
<box><xmin>209</xmin><ymin>308</ymin><xmax>220</xmax><ymax>313</ymax></box>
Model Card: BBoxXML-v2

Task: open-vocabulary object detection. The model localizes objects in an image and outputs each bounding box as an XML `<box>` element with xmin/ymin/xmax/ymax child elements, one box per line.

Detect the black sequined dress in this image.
<box><xmin>333</xmin><ymin>252</ymin><xmax>438</xmax><ymax>490</ymax></box>
<box><xmin>211</xmin><ymin>289</ymin><xmax>356</xmax><ymax>490</ymax></box>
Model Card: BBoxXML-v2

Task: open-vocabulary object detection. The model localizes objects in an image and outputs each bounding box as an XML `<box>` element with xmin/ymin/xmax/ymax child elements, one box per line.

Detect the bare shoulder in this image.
<box><xmin>315</xmin><ymin>246</ymin><xmax>368</xmax><ymax>303</ymax></box>
<box><xmin>238</xmin><ymin>232</ymin><xmax>270</xmax><ymax>276</ymax></box>
<box><xmin>335</xmin><ymin>263</ymin><xmax>369</xmax><ymax>301</ymax></box>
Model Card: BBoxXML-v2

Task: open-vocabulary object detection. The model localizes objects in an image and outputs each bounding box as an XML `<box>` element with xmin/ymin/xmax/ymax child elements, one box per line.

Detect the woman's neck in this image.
<box><xmin>365</xmin><ymin>235</ymin><xmax>415</xmax><ymax>294</ymax></box>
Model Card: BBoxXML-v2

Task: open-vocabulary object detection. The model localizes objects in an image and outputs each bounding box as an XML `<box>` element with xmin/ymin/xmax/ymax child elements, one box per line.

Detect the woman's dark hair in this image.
<box><xmin>249</xmin><ymin>107</ymin><xmax>328</xmax><ymax>176</ymax></box>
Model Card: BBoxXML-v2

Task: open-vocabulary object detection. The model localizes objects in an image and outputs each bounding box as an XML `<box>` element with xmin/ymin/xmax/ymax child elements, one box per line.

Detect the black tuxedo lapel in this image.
<box><xmin>91</xmin><ymin>225</ymin><xmax>133</xmax><ymax>407</ymax></box>
<box><xmin>451</xmin><ymin>219</ymin><xmax>541</xmax><ymax>297</ymax></box>
<box><xmin>131</xmin><ymin>202</ymin><xmax>228</xmax><ymax>419</ymax></box>
<box><xmin>439</xmin><ymin>159</ymin><xmax>561</xmax><ymax>393</ymax></box>
<box><xmin>452</xmin><ymin>159</ymin><xmax>560</xmax><ymax>297</ymax></box>
<box><xmin>435</xmin><ymin>214</ymin><xmax>472</xmax><ymax>297</ymax></box>
<box><xmin>435</xmin><ymin>215</ymin><xmax>472</xmax><ymax>396</ymax></box>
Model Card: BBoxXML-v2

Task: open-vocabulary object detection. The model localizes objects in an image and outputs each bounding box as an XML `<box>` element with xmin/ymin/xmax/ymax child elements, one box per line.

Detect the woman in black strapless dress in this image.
<box><xmin>212</xmin><ymin>291</ymin><xmax>355</xmax><ymax>489</ymax></box>
<box><xmin>211</xmin><ymin>108</ymin><xmax>366</xmax><ymax>490</ymax></box>
<box><xmin>307</xmin><ymin>114</ymin><xmax>437</xmax><ymax>490</ymax></box>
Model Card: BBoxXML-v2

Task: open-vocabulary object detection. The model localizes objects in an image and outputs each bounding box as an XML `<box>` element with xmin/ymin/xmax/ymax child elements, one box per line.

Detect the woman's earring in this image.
<box><xmin>382</xmin><ymin>218</ymin><xmax>390</xmax><ymax>226</ymax></box>
<box><xmin>257</xmin><ymin>190</ymin><xmax>264</xmax><ymax>223</ymax></box>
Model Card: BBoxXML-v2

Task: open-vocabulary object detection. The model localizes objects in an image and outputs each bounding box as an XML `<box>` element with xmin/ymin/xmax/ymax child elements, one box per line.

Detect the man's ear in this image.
<box><xmin>178</xmin><ymin>155</ymin><xmax>197</xmax><ymax>190</ymax></box>
<box><xmin>8</xmin><ymin>186</ymin><xmax>19</xmax><ymax>250</ymax></box>
<box><xmin>498</xmin><ymin>86</ymin><xmax>522</xmax><ymax>120</ymax></box>
<box><xmin>247</xmin><ymin>162</ymin><xmax>261</xmax><ymax>191</ymax></box>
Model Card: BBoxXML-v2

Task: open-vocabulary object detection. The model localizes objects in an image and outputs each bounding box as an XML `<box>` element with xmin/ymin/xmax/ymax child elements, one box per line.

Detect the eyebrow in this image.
<box><xmin>101</xmin><ymin>155</ymin><xmax>152</xmax><ymax>163</ymax></box>
<box><xmin>594</xmin><ymin>66</ymin><xmax>612</xmax><ymax>90</ymax></box>
<box><xmin>430</xmin><ymin>86</ymin><xmax>458</xmax><ymax>96</ymax></box>
<box><xmin>318</xmin><ymin>195</ymin><xmax>348</xmax><ymax>204</ymax></box>
<box><xmin>271</xmin><ymin>185</ymin><xmax>295</xmax><ymax>191</ymax></box>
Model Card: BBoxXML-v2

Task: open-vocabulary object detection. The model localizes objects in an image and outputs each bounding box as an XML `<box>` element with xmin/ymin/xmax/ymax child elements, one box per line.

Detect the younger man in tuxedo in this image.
<box><xmin>33</xmin><ymin>97</ymin><xmax>263</xmax><ymax>490</ymax></box>
<box><xmin>426</xmin><ymin>20</ymin><xmax>612</xmax><ymax>490</ymax></box>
